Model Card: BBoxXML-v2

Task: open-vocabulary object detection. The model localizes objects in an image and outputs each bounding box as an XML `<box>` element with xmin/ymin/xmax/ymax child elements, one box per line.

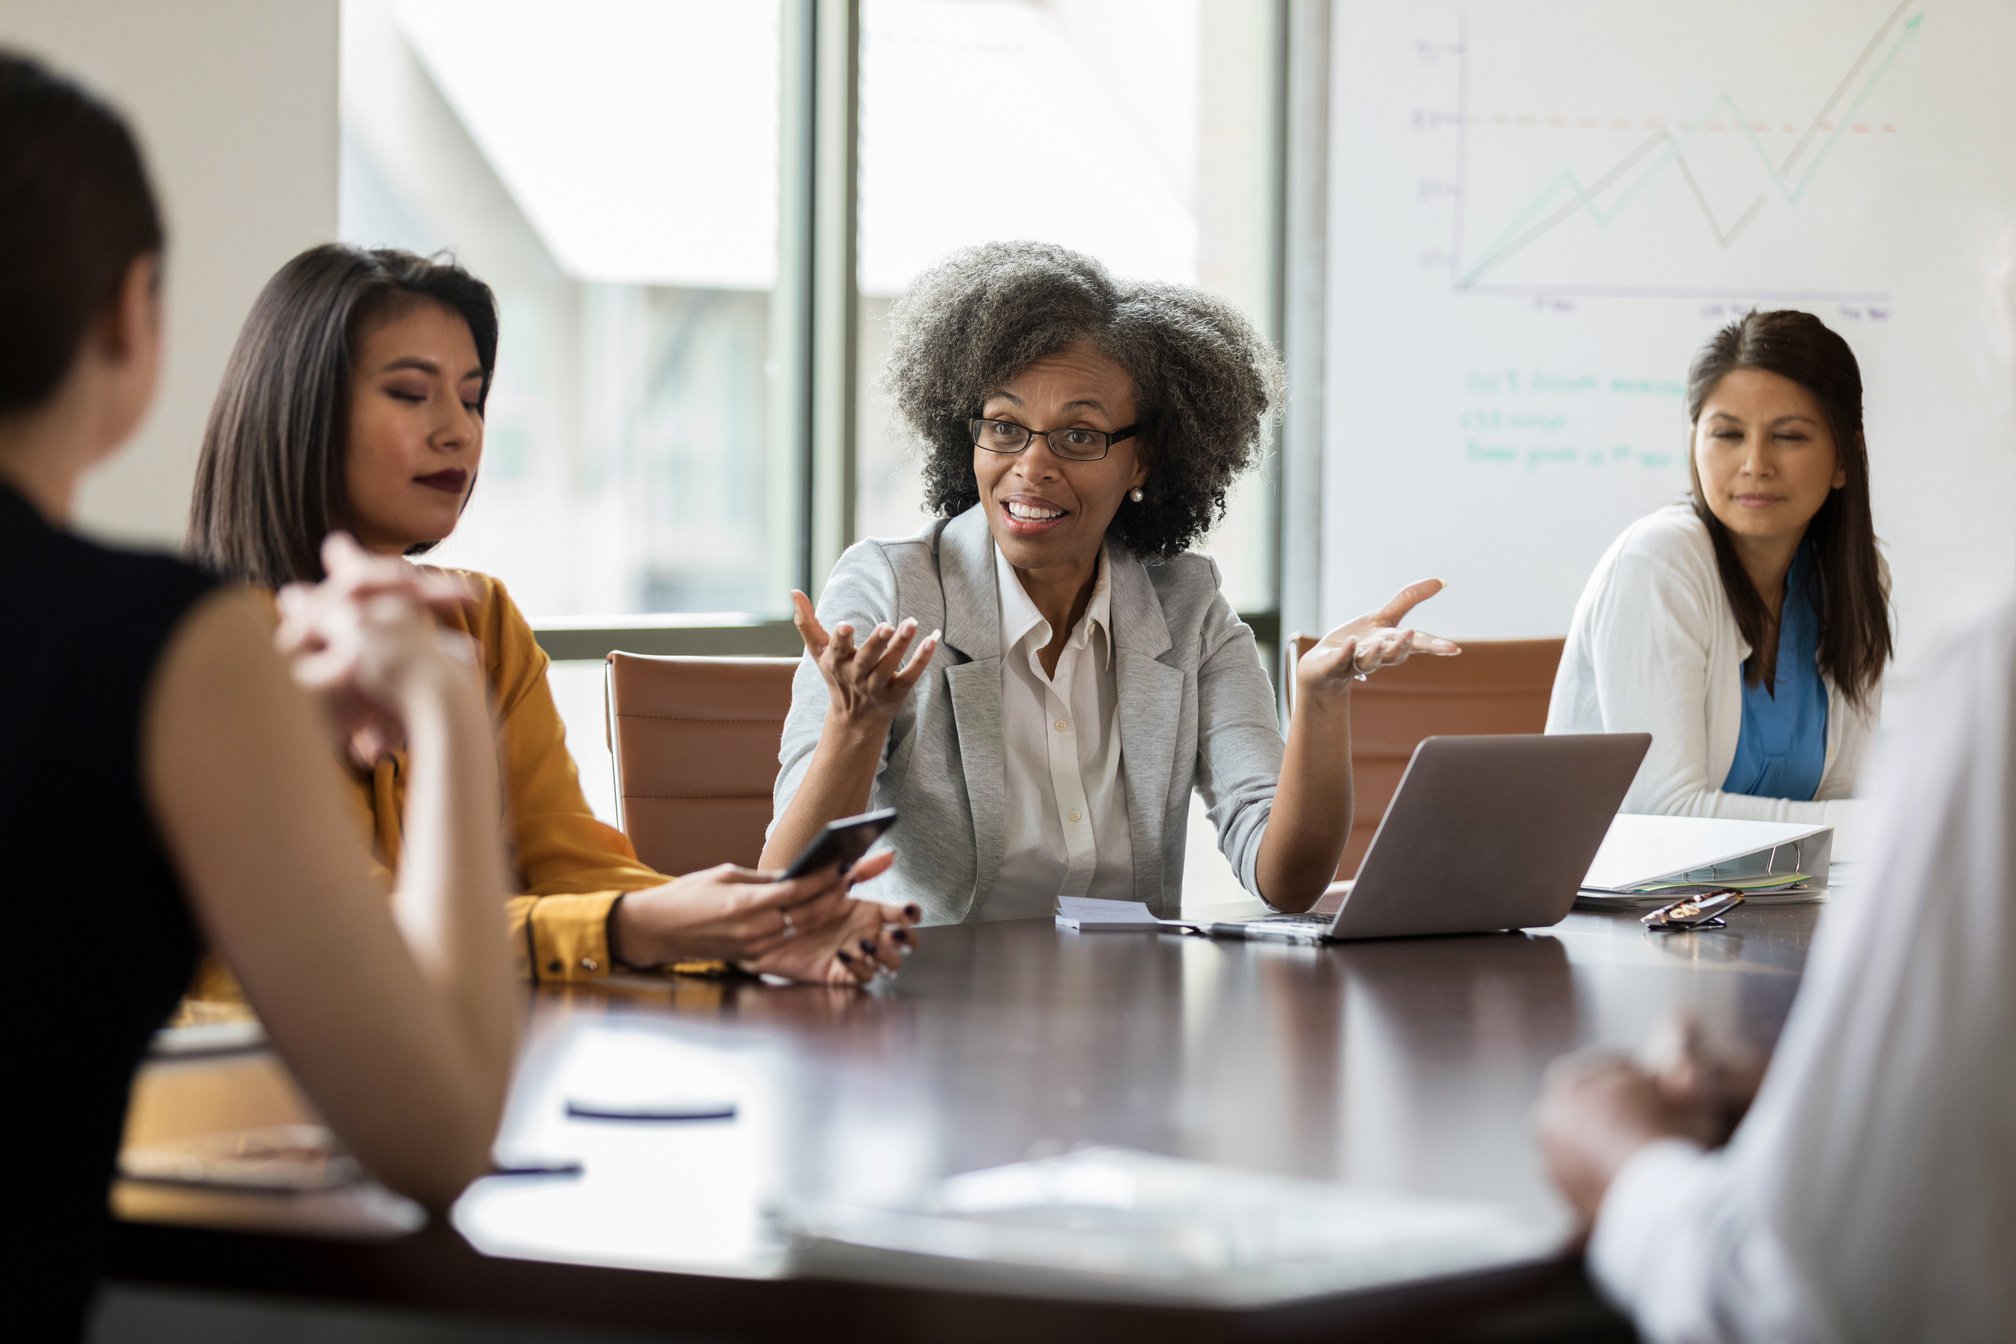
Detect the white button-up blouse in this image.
<box><xmin>981</xmin><ymin>542</ymin><xmax>1134</xmax><ymax>918</ymax></box>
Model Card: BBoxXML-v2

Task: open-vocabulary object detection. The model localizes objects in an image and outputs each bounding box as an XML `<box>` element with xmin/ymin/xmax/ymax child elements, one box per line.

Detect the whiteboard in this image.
<box><xmin>1322</xmin><ymin>0</ymin><xmax>2016</xmax><ymax>667</ymax></box>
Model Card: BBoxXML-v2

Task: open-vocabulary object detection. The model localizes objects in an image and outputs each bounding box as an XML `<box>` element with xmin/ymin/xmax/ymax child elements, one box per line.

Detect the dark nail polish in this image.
<box><xmin>837</xmin><ymin>950</ymin><xmax>853</xmax><ymax>964</ymax></box>
<box><xmin>893</xmin><ymin>927</ymin><xmax>910</xmax><ymax>943</ymax></box>
<box><xmin>860</xmin><ymin>940</ymin><xmax>878</xmax><ymax>955</ymax></box>
<box><xmin>905</xmin><ymin>904</ymin><xmax>921</xmax><ymax>920</ymax></box>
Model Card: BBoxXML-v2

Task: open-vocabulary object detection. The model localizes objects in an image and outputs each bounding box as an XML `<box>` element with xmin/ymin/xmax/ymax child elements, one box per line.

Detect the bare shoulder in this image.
<box><xmin>143</xmin><ymin>586</ymin><xmax>304</xmax><ymax>752</ymax></box>
<box><xmin>141</xmin><ymin>586</ymin><xmax>326</xmax><ymax>814</ymax></box>
<box><xmin>142</xmin><ymin>582</ymin><xmax>369</xmax><ymax>875</ymax></box>
<box><xmin>154</xmin><ymin>585</ymin><xmax>285</xmax><ymax>681</ymax></box>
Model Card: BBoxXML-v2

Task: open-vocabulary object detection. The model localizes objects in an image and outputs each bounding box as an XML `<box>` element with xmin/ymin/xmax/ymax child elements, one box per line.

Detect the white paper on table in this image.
<box><xmin>776</xmin><ymin>1146</ymin><xmax>1561</xmax><ymax>1306</ymax></box>
<box><xmin>1055</xmin><ymin>898</ymin><xmax>1197</xmax><ymax>932</ymax></box>
<box><xmin>1583</xmin><ymin>814</ymin><xmax>1833</xmax><ymax>893</ymax></box>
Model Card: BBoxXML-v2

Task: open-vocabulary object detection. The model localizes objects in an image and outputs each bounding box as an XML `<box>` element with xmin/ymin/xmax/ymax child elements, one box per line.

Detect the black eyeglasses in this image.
<box><xmin>970</xmin><ymin>417</ymin><xmax>1141</xmax><ymax>463</ymax></box>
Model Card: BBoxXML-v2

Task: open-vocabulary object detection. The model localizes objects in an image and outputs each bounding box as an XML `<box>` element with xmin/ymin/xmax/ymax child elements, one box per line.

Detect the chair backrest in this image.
<box><xmin>603</xmin><ymin>653</ymin><xmax>800</xmax><ymax>876</ymax></box>
<box><xmin>1283</xmin><ymin>636</ymin><xmax>1566</xmax><ymax>880</ymax></box>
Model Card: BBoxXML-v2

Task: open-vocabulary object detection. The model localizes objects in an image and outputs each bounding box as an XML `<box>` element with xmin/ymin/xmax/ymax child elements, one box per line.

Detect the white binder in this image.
<box><xmin>1581</xmin><ymin>814</ymin><xmax>1834</xmax><ymax>902</ymax></box>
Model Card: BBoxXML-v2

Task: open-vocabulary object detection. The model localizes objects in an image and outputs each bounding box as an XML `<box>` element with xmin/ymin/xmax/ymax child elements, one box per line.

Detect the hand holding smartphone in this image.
<box><xmin>779</xmin><ymin>807</ymin><xmax>897</xmax><ymax>880</ymax></box>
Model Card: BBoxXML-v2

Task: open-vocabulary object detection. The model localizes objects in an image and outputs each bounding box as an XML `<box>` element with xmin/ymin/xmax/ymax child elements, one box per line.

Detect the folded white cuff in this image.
<box><xmin>1588</xmin><ymin>1137</ymin><xmax>1711</xmax><ymax>1320</ymax></box>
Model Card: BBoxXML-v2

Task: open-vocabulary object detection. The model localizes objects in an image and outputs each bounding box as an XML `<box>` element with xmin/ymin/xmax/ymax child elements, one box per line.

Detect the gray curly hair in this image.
<box><xmin>879</xmin><ymin>241</ymin><xmax>1283</xmax><ymax>560</ymax></box>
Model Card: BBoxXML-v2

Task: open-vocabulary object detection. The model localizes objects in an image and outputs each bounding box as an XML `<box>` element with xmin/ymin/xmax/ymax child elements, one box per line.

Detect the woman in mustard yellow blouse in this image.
<box><xmin>188</xmin><ymin>245</ymin><xmax>914</xmax><ymax>987</ymax></box>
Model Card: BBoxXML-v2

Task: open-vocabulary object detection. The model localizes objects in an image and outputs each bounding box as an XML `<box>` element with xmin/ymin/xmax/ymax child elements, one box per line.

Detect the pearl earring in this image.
<box><xmin>1129</xmin><ymin>487</ymin><xmax>1145</xmax><ymax>503</ymax></box>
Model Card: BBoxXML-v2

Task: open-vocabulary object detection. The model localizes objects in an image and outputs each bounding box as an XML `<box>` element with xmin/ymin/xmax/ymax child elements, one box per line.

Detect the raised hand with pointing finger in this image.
<box><xmin>1258</xmin><ymin>578</ymin><xmax>1461</xmax><ymax>913</ymax></box>
<box><xmin>1297</xmin><ymin>578</ymin><xmax>1462</xmax><ymax>705</ymax></box>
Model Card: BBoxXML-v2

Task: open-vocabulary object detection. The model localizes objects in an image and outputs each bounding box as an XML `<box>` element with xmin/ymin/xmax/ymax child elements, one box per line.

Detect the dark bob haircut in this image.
<box><xmin>188</xmin><ymin>244</ymin><xmax>498</xmax><ymax>587</ymax></box>
<box><xmin>881</xmin><ymin>241</ymin><xmax>1282</xmax><ymax>560</ymax></box>
<box><xmin>1686</xmin><ymin>309</ymin><xmax>1891</xmax><ymax>709</ymax></box>
<box><xmin>0</xmin><ymin>50</ymin><xmax>163</xmax><ymax>413</ymax></box>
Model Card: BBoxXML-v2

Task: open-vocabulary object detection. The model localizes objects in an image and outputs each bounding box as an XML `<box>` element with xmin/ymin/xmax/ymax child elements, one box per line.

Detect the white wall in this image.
<box><xmin>0</xmin><ymin>0</ymin><xmax>339</xmax><ymax>547</ymax></box>
<box><xmin>1320</xmin><ymin>0</ymin><xmax>2016</xmax><ymax>682</ymax></box>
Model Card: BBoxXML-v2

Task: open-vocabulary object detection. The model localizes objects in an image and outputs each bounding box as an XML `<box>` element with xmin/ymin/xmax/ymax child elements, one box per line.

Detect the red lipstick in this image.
<box><xmin>414</xmin><ymin>469</ymin><xmax>468</xmax><ymax>495</ymax></box>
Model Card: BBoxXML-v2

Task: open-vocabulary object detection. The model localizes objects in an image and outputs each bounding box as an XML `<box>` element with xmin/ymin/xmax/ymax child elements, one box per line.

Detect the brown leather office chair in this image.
<box><xmin>1283</xmin><ymin>635</ymin><xmax>1566</xmax><ymax>879</ymax></box>
<box><xmin>603</xmin><ymin>653</ymin><xmax>800</xmax><ymax>876</ymax></box>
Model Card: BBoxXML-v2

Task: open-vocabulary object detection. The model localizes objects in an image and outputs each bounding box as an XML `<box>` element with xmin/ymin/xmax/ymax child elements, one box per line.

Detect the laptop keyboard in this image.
<box><xmin>1246</xmin><ymin>913</ymin><xmax>1329</xmax><ymax>930</ymax></box>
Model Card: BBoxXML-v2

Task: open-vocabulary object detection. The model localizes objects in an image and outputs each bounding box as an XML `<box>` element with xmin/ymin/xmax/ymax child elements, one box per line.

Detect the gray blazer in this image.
<box><xmin>772</xmin><ymin>505</ymin><xmax>1285</xmax><ymax>923</ymax></box>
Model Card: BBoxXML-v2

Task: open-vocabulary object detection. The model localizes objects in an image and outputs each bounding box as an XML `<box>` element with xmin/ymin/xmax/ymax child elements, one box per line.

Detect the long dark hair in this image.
<box><xmin>0</xmin><ymin>51</ymin><xmax>163</xmax><ymax>413</ymax></box>
<box><xmin>1685</xmin><ymin>310</ymin><xmax>1890</xmax><ymax>708</ymax></box>
<box><xmin>188</xmin><ymin>245</ymin><xmax>498</xmax><ymax>586</ymax></box>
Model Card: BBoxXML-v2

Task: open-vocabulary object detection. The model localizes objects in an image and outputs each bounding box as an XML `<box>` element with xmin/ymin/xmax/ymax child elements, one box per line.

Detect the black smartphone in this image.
<box><xmin>779</xmin><ymin>807</ymin><xmax>897</xmax><ymax>880</ymax></box>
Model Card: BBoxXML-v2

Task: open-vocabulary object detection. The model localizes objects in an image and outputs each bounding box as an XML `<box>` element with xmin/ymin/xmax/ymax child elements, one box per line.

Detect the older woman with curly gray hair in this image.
<box><xmin>762</xmin><ymin>242</ymin><xmax>1455</xmax><ymax>924</ymax></box>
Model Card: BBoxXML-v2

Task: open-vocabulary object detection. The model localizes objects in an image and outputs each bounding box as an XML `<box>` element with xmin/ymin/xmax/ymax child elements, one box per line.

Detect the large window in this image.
<box><xmin>342</xmin><ymin>0</ymin><xmax>1286</xmax><ymax>826</ymax></box>
<box><xmin>342</xmin><ymin>0</ymin><xmax>795</xmax><ymax>619</ymax></box>
<box><xmin>342</xmin><ymin>0</ymin><xmax>1283</xmax><ymax>636</ymax></box>
<box><xmin>853</xmin><ymin>0</ymin><xmax>1283</xmax><ymax>618</ymax></box>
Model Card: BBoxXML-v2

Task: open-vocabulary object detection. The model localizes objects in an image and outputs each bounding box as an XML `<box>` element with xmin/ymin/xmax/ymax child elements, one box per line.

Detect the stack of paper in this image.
<box><xmin>776</xmin><ymin>1146</ymin><xmax>1559</xmax><ymax>1306</ymax></box>
<box><xmin>1579</xmin><ymin>814</ymin><xmax>1833</xmax><ymax>907</ymax></box>
<box><xmin>1054</xmin><ymin>898</ymin><xmax>1198</xmax><ymax>933</ymax></box>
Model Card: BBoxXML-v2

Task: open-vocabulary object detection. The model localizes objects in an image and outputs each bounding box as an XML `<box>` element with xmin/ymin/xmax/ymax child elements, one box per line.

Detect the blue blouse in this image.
<box><xmin>1723</xmin><ymin>544</ymin><xmax>1829</xmax><ymax>800</ymax></box>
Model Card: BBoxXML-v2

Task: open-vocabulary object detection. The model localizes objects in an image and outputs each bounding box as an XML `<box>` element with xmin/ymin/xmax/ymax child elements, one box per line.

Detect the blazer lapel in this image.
<box><xmin>937</xmin><ymin>506</ymin><xmax>1000</xmax><ymax>664</ymax></box>
<box><xmin>1108</xmin><ymin>549</ymin><xmax>1183</xmax><ymax>909</ymax></box>
<box><xmin>937</xmin><ymin>507</ymin><xmax>1005</xmax><ymax>917</ymax></box>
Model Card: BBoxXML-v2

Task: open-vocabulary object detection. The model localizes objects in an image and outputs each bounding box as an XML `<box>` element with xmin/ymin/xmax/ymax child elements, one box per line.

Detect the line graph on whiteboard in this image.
<box><xmin>1414</xmin><ymin>1</ymin><xmax>1925</xmax><ymax>304</ymax></box>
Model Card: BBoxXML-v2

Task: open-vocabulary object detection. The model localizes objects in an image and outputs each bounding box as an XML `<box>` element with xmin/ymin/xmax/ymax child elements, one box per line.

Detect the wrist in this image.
<box><xmin>390</xmin><ymin>640</ymin><xmax>485</xmax><ymax>714</ymax></box>
<box><xmin>1293</xmin><ymin>650</ymin><xmax>1354</xmax><ymax>698</ymax></box>
<box><xmin>607</xmin><ymin>894</ymin><xmax>635</xmax><ymax>967</ymax></box>
<box><xmin>1292</xmin><ymin>676</ymin><xmax>1352</xmax><ymax>720</ymax></box>
<box><xmin>610</xmin><ymin>883</ymin><xmax>686</xmax><ymax>967</ymax></box>
<box><xmin>826</xmin><ymin>706</ymin><xmax>896</xmax><ymax>745</ymax></box>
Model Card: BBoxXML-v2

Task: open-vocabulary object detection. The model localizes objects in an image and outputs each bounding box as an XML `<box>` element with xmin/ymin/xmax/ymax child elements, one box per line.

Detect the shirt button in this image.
<box><xmin>1068</xmin><ymin>809</ymin><xmax>1083</xmax><ymax>823</ymax></box>
<box><xmin>1054</xmin><ymin>718</ymin><xmax>1070</xmax><ymax>732</ymax></box>
<box><xmin>580</xmin><ymin>957</ymin><xmax>599</xmax><ymax>972</ymax></box>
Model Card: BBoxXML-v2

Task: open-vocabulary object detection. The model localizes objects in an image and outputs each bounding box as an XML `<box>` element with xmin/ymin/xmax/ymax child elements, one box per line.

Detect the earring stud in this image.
<box><xmin>1129</xmin><ymin>487</ymin><xmax>1144</xmax><ymax>503</ymax></box>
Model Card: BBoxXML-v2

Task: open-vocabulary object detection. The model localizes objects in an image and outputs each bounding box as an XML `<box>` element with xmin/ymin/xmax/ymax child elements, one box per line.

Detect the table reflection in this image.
<box><xmin>131</xmin><ymin>908</ymin><xmax>1819</xmax><ymax>1291</ymax></box>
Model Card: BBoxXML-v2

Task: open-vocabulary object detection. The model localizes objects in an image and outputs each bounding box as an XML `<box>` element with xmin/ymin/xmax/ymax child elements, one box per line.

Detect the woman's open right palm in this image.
<box><xmin>790</xmin><ymin>589</ymin><xmax>940</xmax><ymax>726</ymax></box>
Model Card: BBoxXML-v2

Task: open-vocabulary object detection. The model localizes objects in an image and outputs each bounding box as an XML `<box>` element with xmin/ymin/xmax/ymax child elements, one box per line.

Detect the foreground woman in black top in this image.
<box><xmin>0</xmin><ymin>52</ymin><xmax>540</xmax><ymax>1339</ymax></box>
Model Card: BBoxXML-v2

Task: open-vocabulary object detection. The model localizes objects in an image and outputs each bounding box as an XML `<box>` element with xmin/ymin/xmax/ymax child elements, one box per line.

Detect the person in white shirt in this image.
<box><xmin>762</xmin><ymin>242</ymin><xmax>1457</xmax><ymax>922</ymax></box>
<box><xmin>1546</xmin><ymin>311</ymin><xmax>1892</xmax><ymax>824</ymax></box>
<box><xmin>1536</xmin><ymin>591</ymin><xmax>2016</xmax><ymax>1343</ymax></box>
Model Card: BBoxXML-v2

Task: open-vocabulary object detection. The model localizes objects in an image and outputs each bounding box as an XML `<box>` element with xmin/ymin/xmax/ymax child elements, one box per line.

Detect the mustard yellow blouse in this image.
<box><xmin>190</xmin><ymin>570</ymin><xmax>668</xmax><ymax>1000</ymax></box>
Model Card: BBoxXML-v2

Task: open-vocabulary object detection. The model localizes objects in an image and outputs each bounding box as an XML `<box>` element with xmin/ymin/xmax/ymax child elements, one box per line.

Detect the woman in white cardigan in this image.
<box><xmin>1548</xmin><ymin>310</ymin><xmax>1891</xmax><ymax>823</ymax></box>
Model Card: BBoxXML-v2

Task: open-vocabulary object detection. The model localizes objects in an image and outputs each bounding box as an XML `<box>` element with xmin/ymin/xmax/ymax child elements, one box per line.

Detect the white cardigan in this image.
<box><xmin>1546</xmin><ymin>504</ymin><xmax>1879</xmax><ymax>823</ymax></box>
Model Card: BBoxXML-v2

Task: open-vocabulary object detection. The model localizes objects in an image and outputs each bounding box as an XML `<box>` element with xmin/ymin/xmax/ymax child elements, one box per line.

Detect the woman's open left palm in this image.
<box><xmin>1298</xmin><ymin>578</ymin><xmax>1462</xmax><ymax>704</ymax></box>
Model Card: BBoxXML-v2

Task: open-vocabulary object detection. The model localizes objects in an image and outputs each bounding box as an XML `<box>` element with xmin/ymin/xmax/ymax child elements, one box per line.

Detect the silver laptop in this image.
<box><xmin>1219</xmin><ymin>733</ymin><xmax>1651</xmax><ymax>942</ymax></box>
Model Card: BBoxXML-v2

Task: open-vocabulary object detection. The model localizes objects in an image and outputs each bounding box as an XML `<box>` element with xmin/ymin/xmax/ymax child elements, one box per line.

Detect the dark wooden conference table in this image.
<box><xmin>110</xmin><ymin>900</ymin><xmax>1823</xmax><ymax>1342</ymax></box>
